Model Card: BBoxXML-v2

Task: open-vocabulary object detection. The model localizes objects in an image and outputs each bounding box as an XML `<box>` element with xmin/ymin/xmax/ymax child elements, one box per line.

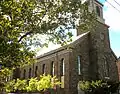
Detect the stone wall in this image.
<box><xmin>116</xmin><ymin>58</ymin><xmax>120</xmax><ymax>81</ymax></box>
<box><xmin>88</xmin><ymin>22</ymin><xmax>118</xmax><ymax>81</ymax></box>
<box><xmin>68</xmin><ymin>33</ymin><xmax>90</xmax><ymax>94</ymax></box>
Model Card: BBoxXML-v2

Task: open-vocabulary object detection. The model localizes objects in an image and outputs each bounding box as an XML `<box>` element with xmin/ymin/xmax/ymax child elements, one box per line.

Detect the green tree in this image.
<box><xmin>0</xmin><ymin>0</ymin><xmax>96</xmax><ymax>68</ymax></box>
<box><xmin>0</xmin><ymin>0</ymin><xmax>97</xmax><ymax>91</ymax></box>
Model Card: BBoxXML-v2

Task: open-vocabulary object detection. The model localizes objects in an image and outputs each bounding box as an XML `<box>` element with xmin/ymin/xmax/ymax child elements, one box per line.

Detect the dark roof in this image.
<box><xmin>95</xmin><ymin>0</ymin><xmax>104</xmax><ymax>6</ymax></box>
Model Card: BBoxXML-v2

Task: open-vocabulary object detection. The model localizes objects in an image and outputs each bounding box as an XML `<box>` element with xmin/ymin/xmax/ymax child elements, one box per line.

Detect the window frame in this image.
<box><xmin>104</xmin><ymin>58</ymin><xmax>109</xmax><ymax>77</ymax></box>
<box><xmin>60</xmin><ymin>58</ymin><xmax>65</xmax><ymax>76</ymax></box>
<box><xmin>96</xmin><ymin>5</ymin><xmax>101</xmax><ymax>17</ymax></box>
<box><xmin>77</xmin><ymin>55</ymin><xmax>81</xmax><ymax>75</ymax></box>
<box><xmin>60</xmin><ymin>58</ymin><xmax>65</xmax><ymax>88</ymax></box>
<box><xmin>29</xmin><ymin>68</ymin><xmax>32</xmax><ymax>78</ymax></box>
<box><xmin>42</xmin><ymin>64</ymin><xmax>46</xmax><ymax>74</ymax></box>
<box><xmin>51</xmin><ymin>61</ymin><xmax>55</xmax><ymax>76</ymax></box>
<box><xmin>35</xmin><ymin>66</ymin><xmax>38</xmax><ymax>77</ymax></box>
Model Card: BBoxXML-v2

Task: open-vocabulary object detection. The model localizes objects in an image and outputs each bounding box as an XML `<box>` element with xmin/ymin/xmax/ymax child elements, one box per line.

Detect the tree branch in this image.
<box><xmin>18</xmin><ymin>31</ymin><xmax>32</xmax><ymax>42</ymax></box>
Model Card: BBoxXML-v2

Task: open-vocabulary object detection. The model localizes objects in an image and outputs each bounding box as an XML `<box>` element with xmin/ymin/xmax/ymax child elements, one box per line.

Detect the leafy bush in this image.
<box><xmin>78</xmin><ymin>80</ymin><xmax>119</xmax><ymax>93</ymax></box>
<box><xmin>5</xmin><ymin>74</ymin><xmax>61</xmax><ymax>93</ymax></box>
<box><xmin>5</xmin><ymin>79</ymin><xmax>27</xmax><ymax>93</ymax></box>
<box><xmin>37</xmin><ymin>75</ymin><xmax>60</xmax><ymax>92</ymax></box>
<box><xmin>78</xmin><ymin>81</ymin><xmax>91</xmax><ymax>92</ymax></box>
<box><xmin>5</xmin><ymin>79</ymin><xmax>16</xmax><ymax>93</ymax></box>
<box><xmin>26</xmin><ymin>78</ymin><xmax>38</xmax><ymax>92</ymax></box>
<box><xmin>14</xmin><ymin>79</ymin><xmax>28</xmax><ymax>91</ymax></box>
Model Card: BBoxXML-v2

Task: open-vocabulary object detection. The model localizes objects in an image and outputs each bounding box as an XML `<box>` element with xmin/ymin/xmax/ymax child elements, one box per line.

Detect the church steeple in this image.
<box><xmin>77</xmin><ymin>0</ymin><xmax>105</xmax><ymax>36</ymax></box>
<box><xmin>88</xmin><ymin>0</ymin><xmax>105</xmax><ymax>23</ymax></box>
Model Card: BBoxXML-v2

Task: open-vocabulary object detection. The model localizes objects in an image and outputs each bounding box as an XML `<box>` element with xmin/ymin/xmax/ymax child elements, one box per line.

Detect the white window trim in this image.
<box><xmin>78</xmin><ymin>56</ymin><xmax>81</xmax><ymax>75</ymax></box>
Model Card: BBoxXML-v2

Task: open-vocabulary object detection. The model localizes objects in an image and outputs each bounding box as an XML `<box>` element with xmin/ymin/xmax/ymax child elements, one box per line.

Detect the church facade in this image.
<box><xmin>13</xmin><ymin>0</ymin><xmax>118</xmax><ymax>94</ymax></box>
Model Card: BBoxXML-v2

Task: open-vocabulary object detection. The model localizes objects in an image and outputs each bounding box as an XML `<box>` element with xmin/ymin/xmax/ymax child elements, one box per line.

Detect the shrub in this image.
<box><xmin>78</xmin><ymin>80</ymin><xmax>119</xmax><ymax>94</ymax></box>
<box><xmin>5</xmin><ymin>74</ymin><xmax>61</xmax><ymax>93</ymax></box>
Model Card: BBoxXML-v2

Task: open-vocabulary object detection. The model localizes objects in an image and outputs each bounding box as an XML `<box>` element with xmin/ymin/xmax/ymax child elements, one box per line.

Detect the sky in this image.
<box><xmin>37</xmin><ymin>0</ymin><xmax>120</xmax><ymax>58</ymax></box>
<box><xmin>98</xmin><ymin>0</ymin><xmax>120</xmax><ymax>57</ymax></box>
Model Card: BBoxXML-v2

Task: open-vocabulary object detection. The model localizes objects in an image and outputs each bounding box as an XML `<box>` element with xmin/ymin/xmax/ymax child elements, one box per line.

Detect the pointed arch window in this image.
<box><xmin>35</xmin><ymin>66</ymin><xmax>38</xmax><ymax>77</ymax></box>
<box><xmin>96</xmin><ymin>6</ymin><xmax>101</xmax><ymax>17</ymax></box>
<box><xmin>51</xmin><ymin>61</ymin><xmax>55</xmax><ymax>76</ymax></box>
<box><xmin>60</xmin><ymin>58</ymin><xmax>65</xmax><ymax>76</ymax></box>
<box><xmin>104</xmin><ymin>60</ymin><xmax>109</xmax><ymax>77</ymax></box>
<box><xmin>29</xmin><ymin>68</ymin><xmax>32</xmax><ymax>78</ymax></box>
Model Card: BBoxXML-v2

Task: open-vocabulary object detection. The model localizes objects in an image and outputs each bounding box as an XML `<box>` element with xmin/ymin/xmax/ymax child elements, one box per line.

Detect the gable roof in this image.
<box><xmin>37</xmin><ymin>32</ymin><xmax>90</xmax><ymax>59</ymax></box>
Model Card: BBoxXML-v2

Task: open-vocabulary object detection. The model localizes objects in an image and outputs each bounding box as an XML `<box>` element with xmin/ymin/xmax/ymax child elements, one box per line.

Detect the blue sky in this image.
<box><xmin>99</xmin><ymin>0</ymin><xmax>120</xmax><ymax>57</ymax></box>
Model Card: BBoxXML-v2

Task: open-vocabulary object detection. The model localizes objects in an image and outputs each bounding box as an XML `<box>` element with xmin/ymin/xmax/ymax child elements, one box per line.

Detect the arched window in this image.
<box><xmin>35</xmin><ymin>66</ymin><xmax>38</xmax><ymax>77</ymax></box>
<box><xmin>29</xmin><ymin>68</ymin><xmax>32</xmax><ymax>78</ymax></box>
<box><xmin>23</xmin><ymin>69</ymin><xmax>26</xmax><ymax>79</ymax></box>
<box><xmin>104</xmin><ymin>60</ymin><xmax>109</xmax><ymax>77</ymax></box>
<box><xmin>96</xmin><ymin>6</ymin><xmax>101</xmax><ymax>17</ymax></box>
<box><xmin>51</xmin><ymin>61</ymin><xmax>55</xmax><ymax>76</ymax></box>
<box><xmin>42</xmin><ymin>64</ymin><xmax>46</xmax><ymax>74</ymax></box>
<box><xmin>78</xmin><ymin>56</ymin><xmax>81</xmax><ymax>75</ymax></box>
<box><xmin>60</xmin><ymin>58</ymin><xmax>65</xmax><ymax>88</ymax></box>
<box><xmin>60</xmin><ymin>58</ymin><xmax>65</xmax><ymax>76</ymax></box>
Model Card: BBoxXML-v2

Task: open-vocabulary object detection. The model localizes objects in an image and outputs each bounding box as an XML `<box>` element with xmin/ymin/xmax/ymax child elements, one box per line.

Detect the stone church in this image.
<box><xmin>13</xmin><ymin>0</ymin><xmax>118</xmax><ymax>94</ymax></box>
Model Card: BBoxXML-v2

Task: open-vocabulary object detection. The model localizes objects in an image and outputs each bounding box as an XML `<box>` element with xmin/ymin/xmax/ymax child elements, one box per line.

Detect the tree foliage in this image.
<box><xmin>0</xmin><ymin>0</ymin><xmax>96</xmax><ymax>68</ymax></box>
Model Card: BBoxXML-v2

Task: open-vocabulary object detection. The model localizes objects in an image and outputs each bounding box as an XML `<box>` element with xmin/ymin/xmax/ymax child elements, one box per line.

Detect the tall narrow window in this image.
<box><xmin>104</xmin><ymin>60</ymin><xmax>109</xmax><ymax>77</ymax></box>
<box><xmin>60</xmin><ymin>58</ymin><xmax>65</xmax><ymax>76</ymax></box>
<box><xmin>78</xmin><ymin>56</ymin><xmax>81</xmax><ymax>75</ymax></box>
<box><xmin>29</xmin><ymin>68</ymin><xmax>32</xmax><ymax>78</ymax></box>
<box><xmin>35</xmin><ymin>66</ymin><xmax>38</xmax><ymax>77</ymax></box>
<box><xmin>96</xmin><ymin>6</ymin><xmax>101</xmax><ymax>17</ymax></box>
<box><xmin>42</xmin><ymin>64</ymin><xmax>46</xmax><ymax>74</ymax></box>
<box><xmin>23</xmin><ymin>69</ymin><xmax>26</xmax><ymax>79</ymax></box>
<box><xmin>51</xmin><ymin>61</ymin><xmax>55</xmax><ymax>76</ymax></box>
<box><xmin>60</xmin><ymin>58</ymin><xmax>65</xmax><ymax>88</ymax></box>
